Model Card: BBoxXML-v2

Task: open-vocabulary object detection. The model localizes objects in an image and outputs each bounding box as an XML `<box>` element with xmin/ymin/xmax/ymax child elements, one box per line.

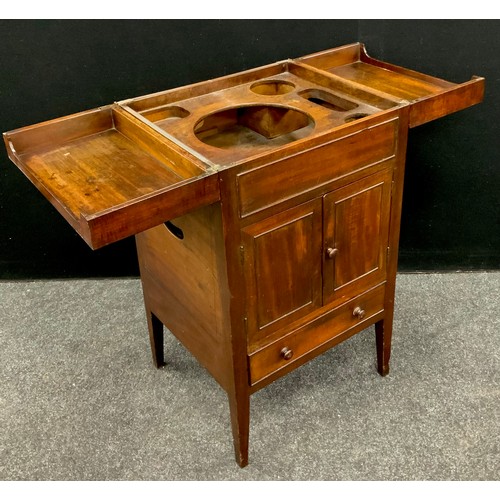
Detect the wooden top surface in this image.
<box><xmin>4</xmin><ymin>106</ymin><xmax>218</xmax><ymax>248</ymax></box>
<box><xmin>18</xmin><ymin>128</ymin><xmax>183</xmax><ymax>219</ymax></box>
<box><xmin>328</xmin><ymin>61</ymin><xmax>450</xmax><ymax>101</ymax></box>
<box><xmin>123</xmin><ymin>68</ymin><xmax>386</xmax><ymax>166</ymax></box>
<box><xmin>4</xmin><ymin>42</ymin><xmax>484</xmax><ymax>248</ymax></box>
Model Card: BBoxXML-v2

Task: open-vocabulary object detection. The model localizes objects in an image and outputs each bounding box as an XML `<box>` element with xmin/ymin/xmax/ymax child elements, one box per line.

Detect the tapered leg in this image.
<box><xmin>228</xmin><ymin>389</ymin><xmax>250</xmax><ymax>467</ymax></box>
<box><xmin>375</xmin><ymin>318</ymin><xmax>392</xmax><ymax>376</ymax></box>
<box><xmin>146</xmin><ymin>309</ymin><xmax>165</xmax><ymax>369</ymax></box>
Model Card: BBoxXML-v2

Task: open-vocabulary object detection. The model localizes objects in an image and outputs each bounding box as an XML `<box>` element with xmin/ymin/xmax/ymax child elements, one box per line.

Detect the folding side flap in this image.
<box><xmin>406</xmin><ymin>76</ymin><xmax>485</xmax><ymax>127</ymax></box>
<box><xmin>4</xmin><ymin>105</ymin><xmax>219</xmax><ymax>249</ymax></box>
<box><xmin>296</xmin><ymin>42</ymin><xmax>485</xmax><ymax>127</ymax></box>
<box><xmin>357</xmin><ymin>45</ymin><xmax>485</xmax><ymax>127</ymax></box>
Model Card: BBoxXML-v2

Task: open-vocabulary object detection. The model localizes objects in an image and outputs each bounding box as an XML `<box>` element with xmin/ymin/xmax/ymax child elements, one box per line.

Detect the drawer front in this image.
<box><xmin>237</xmin><ymin>118</ymin><xmax>397</xmax><ymax>218</ymax></box>
<box><xmin>248</xmin><ymin>283</ymin><xmax>385</xmax><ymax>385</ymax></box>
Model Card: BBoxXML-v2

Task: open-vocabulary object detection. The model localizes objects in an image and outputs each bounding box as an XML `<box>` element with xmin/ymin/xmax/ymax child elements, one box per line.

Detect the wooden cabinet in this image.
<box><xmin>240</xmin><ymin>165</ymin><xmax>394</xmax><ymax>391</ymax></box>
<box><xmin>242</xmin><ymin>168</ymin><xmax>392</xmax><ymax>347</ymax></box>
<box><xmin>4</xmin><ymin>43</ymin><xmax>484</xmax><ymax>467</ymax></box>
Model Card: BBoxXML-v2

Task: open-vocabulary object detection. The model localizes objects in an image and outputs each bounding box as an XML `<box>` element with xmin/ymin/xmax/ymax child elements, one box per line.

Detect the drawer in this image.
<box><xmin>237</xmin><ymin>118</ymin><xmax>397</xmax><ymax>217</ymax></box>
<box><xmin>248</xmin><ymin>283</ymin><xmax>385</xmax><ymax>386</ymax></box>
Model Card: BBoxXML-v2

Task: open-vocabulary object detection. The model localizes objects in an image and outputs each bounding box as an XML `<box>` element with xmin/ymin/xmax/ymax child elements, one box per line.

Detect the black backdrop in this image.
<box><xmin>1</xmin><ymin>20</ymin><xmax>498</xmax><ymax>279</ymax></box>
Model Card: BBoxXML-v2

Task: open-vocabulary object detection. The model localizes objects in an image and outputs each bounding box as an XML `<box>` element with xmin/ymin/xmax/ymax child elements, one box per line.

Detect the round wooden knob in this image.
<box><xmin>353</xmin><ymin>306</ymin><xmax>366</xmax><ymax>320</ymax></box>
<box><xmin>326</xmin><ymin>247</ymin><xmax>338</xmax><ymax>259</ymax></box>
<box><xmin>280</xmin><ymin>347</ymin><xmax>293</xmax><ymax>360</ymax></box>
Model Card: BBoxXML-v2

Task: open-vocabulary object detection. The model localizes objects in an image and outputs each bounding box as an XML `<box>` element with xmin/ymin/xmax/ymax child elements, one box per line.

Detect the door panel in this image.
<box><xmin>323</xmin><ymin>168</ymin><xmax>392</xmax><ymax>303</ymax></box>
<box><xmin>242</xmin><ymin>199</ymin><xmax>323</xmax><ymax>345</ymax></box>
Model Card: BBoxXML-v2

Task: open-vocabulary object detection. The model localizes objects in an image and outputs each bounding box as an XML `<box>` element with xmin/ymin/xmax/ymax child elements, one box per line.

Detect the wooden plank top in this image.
<box><xmin>328</xmin><ymin>61</ymin><xmax>449</xmax><ymax>101</ymax></box>
<box><xmin>16</xmin><ymin>129</ymin><xmax>183</xmax><ymax>219</ymax></box>
<box><xmin>3</xmin><ymin>42</ymin><xmax>484</xmax><ymax>248</ymax></box>
<box><xmin>4</xmin><ymin>106</ymin><xmax>218</xmax><ymax>249</ymax></box>
<box><xmin>120</xmin><ymin>65</ymin><xmax>395</xmax><ymax>167</ymax></box>
<box><xmin>297</xmin><ymin>42</ymin><xmax>485</xmax><ymax>126</ymax></box>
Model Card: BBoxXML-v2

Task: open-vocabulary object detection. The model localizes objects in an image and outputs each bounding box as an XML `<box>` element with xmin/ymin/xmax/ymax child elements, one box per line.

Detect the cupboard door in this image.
<box><xmin>323</xmin><ymin>168</ymin><xmax>392</xmax><ymax>303</ymax></box>
<box><xmin>242</xmin><ymin>199</ymin><xmax>323</xmax><ymax>345</ymax></box>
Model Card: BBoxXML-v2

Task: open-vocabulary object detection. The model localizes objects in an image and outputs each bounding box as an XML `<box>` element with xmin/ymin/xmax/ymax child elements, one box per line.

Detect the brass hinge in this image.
<box><xmin>239</xmin><ymin>245</ymin><xmax>245</xmax><ymax>265</ymax></box>
<box><xmin>386</xmin><ymin>246</ymin><xmax>390</xmax><ymax>261</ymax></box>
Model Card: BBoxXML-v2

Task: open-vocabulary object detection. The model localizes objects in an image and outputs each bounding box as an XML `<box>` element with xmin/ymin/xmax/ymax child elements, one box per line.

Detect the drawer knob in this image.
<box><xmin>326</xmin><ymin>247</ymin><xmax>338</xmax><ymax>259</ymax></box>
<box><xmin>353</xmin><ymin>306</ymin><xmax>366</xmax><ymax>320</ymax></box>
<box><xmin>280</xmin><ymin>347</ymin><xmax>294</xmax><ymax>360</ymax></box>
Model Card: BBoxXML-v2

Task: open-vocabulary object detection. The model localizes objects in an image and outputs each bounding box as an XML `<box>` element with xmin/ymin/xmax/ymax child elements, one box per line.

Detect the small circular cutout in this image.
<box><xmin>193</xmin><ymin>105</ymin><xmax>313</xmax><ymax>149</ymax></box>
<box><xmin>344</xmin><ymin>113</ymin><xmax>370</xmax><ymax>123</ymax></box>
<box><xmin>250</xmin><ymin>80</ymin><xmax>295</xmax><ymax>96</ymax></box>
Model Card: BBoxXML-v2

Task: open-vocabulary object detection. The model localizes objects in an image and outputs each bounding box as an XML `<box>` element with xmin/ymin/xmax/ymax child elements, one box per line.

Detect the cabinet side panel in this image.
<box><xmin>136</xmin><ymin>204</ymin><xmax>230</xmax><ymax>389</ymax></box>
<box><xmin>385</xmin><ymin>107</ymin><xmax>411</xmax><ymax>317</ymax></box>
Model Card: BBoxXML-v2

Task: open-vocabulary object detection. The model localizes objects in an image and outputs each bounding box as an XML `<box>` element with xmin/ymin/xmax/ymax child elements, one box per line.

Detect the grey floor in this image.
<box><xmin>0</xmin><ymin>272</ymin><xmax>498</xmax><ymax>480</ymax></box>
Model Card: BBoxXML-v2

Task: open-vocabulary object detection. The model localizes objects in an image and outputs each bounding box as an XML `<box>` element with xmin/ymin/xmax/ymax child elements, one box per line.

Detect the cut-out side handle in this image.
<box><xmin>164</xmin><ymin>221</ymin><xmax>184</xmax><ymax>240</ymax></box>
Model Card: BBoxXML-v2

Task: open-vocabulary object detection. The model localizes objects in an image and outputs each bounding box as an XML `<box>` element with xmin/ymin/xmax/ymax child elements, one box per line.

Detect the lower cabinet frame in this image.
<box><xmin>136</xmin><ymin>107</ymin><xmax>409</xmax><ymax>467</ymax></box>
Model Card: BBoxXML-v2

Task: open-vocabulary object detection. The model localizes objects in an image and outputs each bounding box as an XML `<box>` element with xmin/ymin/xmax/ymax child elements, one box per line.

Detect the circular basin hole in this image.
<box><xmin>194</xmin><ymin>105</ymin><xmax>313</xmax><ymax>149</ymax></box>
<box><xmin>250</xmin><ymin>80</ymin><xmax>295</xmax><ymax>96</ymax></box>
<box><xmin>344</xmin><ymin>113</ymin><xmax>370</xmax><ymax>123</ymax></box>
